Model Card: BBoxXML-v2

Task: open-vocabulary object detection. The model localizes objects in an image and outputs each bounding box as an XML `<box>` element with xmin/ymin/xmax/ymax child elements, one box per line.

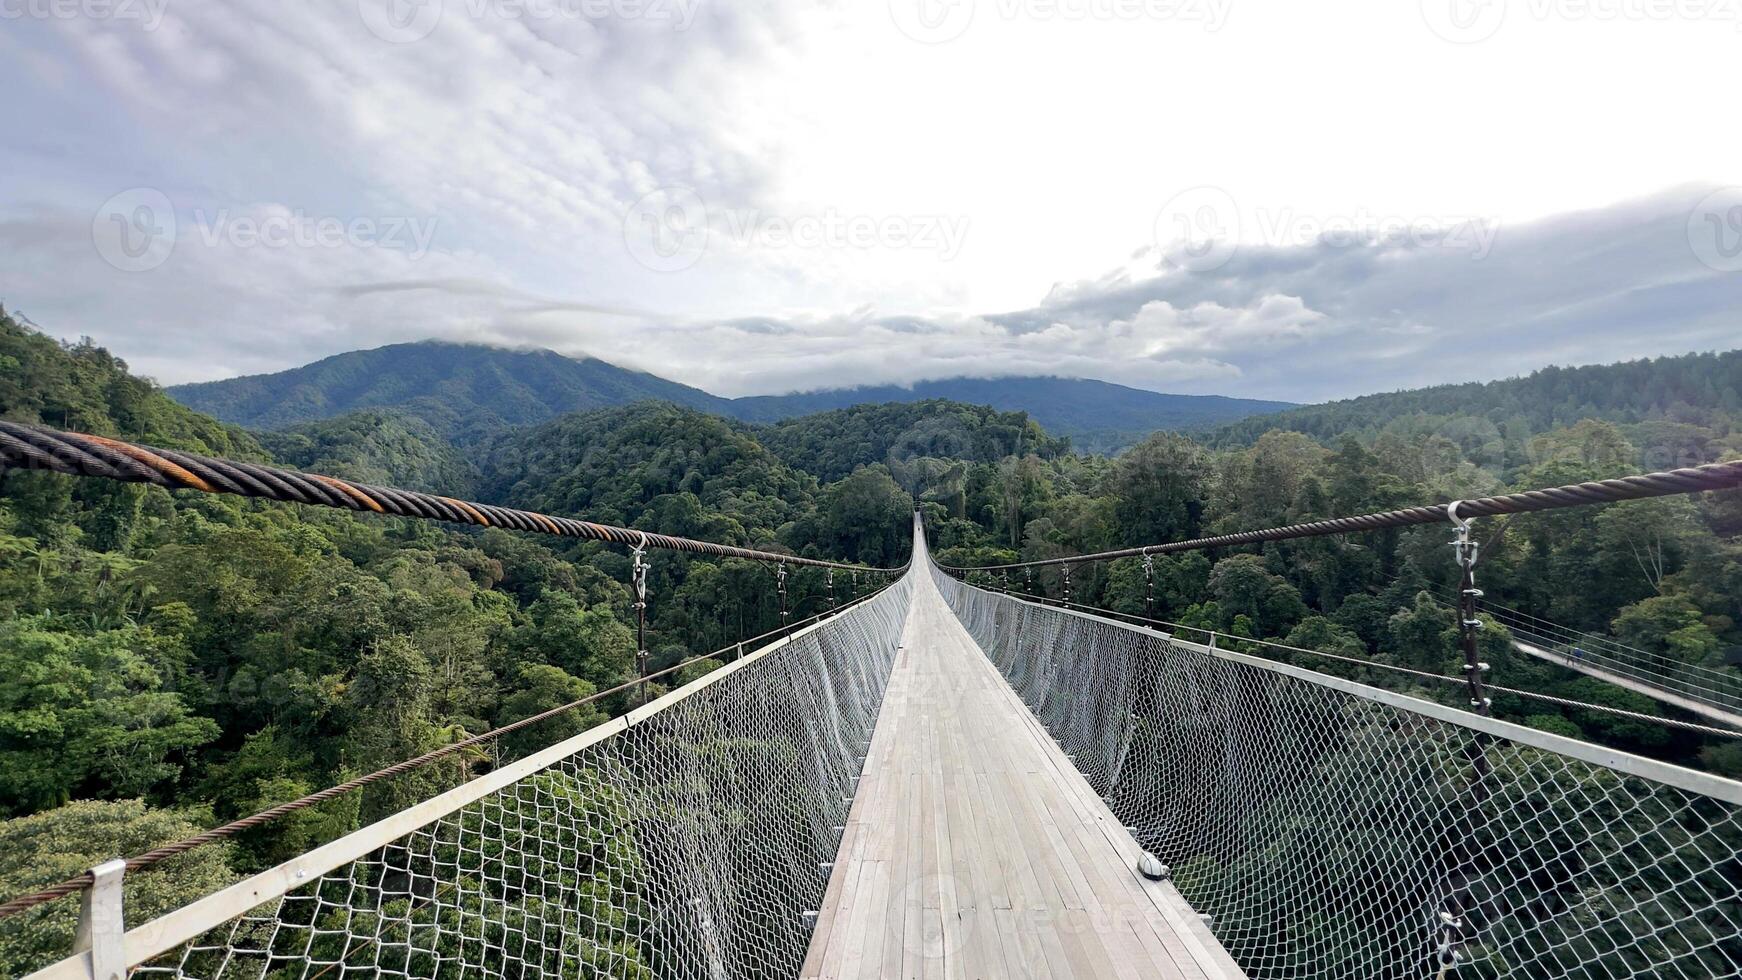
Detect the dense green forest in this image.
<box><xmin>257</xmin><ymin>410</ymin><xmax>482</xmax><ymax>494</ymax></box>
<box><xmin>752</xmin><ymin>399</ymin><xmax>1069</xmax><ymax>482</ymax></box>
<box><xmin>2</xmin><ymin>311</ymin><xmax>1741</xmax><ymax>974</ymax></box>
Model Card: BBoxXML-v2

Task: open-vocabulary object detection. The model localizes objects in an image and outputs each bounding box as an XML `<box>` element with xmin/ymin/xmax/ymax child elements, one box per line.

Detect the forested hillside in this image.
<box><xmin>479</xmin><ymin>402</ymin><xmax>817</xmax><ymax>540</ymax></box>
<box><xmin>1214</xmin><ymin>348</ymin><xmax>1742</xmax><ymax>459</ymax></box>
<box><xmin>256</xmin><ymin>410</ymin><xmax>481</xmax><ymax>494</ymax></box>
<box><xmin>752</xmin><ymin>399</ymin><xmax>1068</xmax><ymax>482</ymax></box>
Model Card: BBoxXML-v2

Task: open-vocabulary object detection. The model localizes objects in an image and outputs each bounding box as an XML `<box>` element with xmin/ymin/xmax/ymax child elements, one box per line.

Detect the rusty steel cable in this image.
<box><xmin>0</xmin><ymin>580</ymin><xmax>898</xmax><ymax>922</ymax></box>
<box><xmin>939</xmin><ymin>458</ymin><xmax>1742</xmax><ymax>571</ymax></box>
<box><xmin>0</xmin><ymin>422</ymin><xmax>904</xmax><ymax>573</ymax></box>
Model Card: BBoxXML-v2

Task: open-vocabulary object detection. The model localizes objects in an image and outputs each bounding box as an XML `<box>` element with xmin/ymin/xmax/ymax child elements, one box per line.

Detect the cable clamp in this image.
<box><xmin>1447</xmin><ymin>501</ymin><xmax>1479</xmax><ymax>569</ymax></box>
<box><xmin>629</xmin><ymin>533</ymin><xmax>649</xmax><ymax>607</ymax></box>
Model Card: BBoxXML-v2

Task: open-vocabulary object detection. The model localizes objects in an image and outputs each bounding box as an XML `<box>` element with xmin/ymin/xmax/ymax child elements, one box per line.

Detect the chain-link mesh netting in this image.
<box><xmin>931</xmin><ymin>566</ymin><xmax>1742</xmax><ymax>980</ymax></box>
<box><xmin>121</xmin><ymin>577</ymin><xmax>912</xmax><ymax>980</ymax></box>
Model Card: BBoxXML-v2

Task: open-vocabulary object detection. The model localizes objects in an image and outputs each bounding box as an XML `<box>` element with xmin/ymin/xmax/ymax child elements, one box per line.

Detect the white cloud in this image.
<box><xmin>2</xmin><ymin>3</ymin><xmax>1741</xmax><ymax>402</ymax></box>
<box><xmin>1103</xmin><ymin>295</ymin><xmax>1330</xmax><ymax>359</ymax></box>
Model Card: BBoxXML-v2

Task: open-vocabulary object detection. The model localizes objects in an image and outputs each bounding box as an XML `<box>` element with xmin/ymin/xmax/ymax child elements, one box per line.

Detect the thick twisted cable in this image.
<box><xmin>941</xmin><ymin>458</ymin><xmax>1742</xmax><ymax>571</ymax></box>
<box><xmin>0</xmin><ymin>422</ymin><xmax>902</xmax><ymax>572</ymax></box>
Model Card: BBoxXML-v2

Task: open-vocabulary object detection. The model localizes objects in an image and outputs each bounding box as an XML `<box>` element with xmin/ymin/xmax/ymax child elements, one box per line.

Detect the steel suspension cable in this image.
<box><xmin>939</xmin><ymin>457</ymin><xmax>1742</xmax><ymax>571</ymax></box>
<box><xmin>0</xmin><ymin>422</ymin><xmax>904</xmax><ymax>573</ymax></box>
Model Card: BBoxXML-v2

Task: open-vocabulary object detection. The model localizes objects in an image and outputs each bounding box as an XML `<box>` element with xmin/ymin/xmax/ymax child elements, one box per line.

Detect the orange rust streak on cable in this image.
<box><xmin>309</xmin><ymin>474</ymin><xmax>386</xmax><ymax>513</ymax></box>
<box><xmin>441</xmin><ymin>497</ymin><xmax>491</xmax><ymax>526</ymax></box>
<box><xmin>79</xmin><ymin>433</ymin><xmax>218</xmax><ymax>493</ymax></box>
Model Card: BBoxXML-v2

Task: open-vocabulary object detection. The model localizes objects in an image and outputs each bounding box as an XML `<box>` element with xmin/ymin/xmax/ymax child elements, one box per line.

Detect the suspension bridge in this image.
<box><xmin>1</xmin><ymin>423</ymin><xmax>1741</xmax><ymax>979</ymax></box>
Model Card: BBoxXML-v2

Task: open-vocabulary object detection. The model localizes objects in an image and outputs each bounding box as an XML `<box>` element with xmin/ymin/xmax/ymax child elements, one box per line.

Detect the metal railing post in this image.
<box><xmin>74</xmin><ymin>859</ymin><xmax>126</xmax><ymax>980</ymax></box>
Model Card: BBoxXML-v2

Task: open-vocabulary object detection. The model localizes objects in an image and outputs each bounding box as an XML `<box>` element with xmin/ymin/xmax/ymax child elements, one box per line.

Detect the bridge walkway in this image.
<box><xmin>801</xmin><ymin>539</ymin><xmax>1244</xmax><ymax>980</ymax></box>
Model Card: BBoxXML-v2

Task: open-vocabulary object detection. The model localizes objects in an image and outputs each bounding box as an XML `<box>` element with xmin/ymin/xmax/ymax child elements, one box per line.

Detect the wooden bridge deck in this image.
<box><xmin>801</xmin><ymin>548</ymin><xmax>1245</xmax><ymax>980</ymax></box>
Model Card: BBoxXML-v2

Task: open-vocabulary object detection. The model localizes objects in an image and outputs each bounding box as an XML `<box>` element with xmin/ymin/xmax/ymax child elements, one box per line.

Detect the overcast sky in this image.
<box><xmin>2</xmin><ymin>0</ymin><xmax>1739</xmax><ymax>403</ymax></box>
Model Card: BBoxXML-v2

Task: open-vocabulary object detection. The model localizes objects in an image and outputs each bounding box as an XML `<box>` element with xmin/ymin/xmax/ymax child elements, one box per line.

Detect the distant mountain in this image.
<box><xmin>168</xmin><ymin>340</ymin><xmax>1293</xmax><ymax>452</ymax></box>
<box><xmin>167</xmin><ymin>341</ymin><xmax>732</xmax><ymax>441</ymax></box>
<box><xmin>734</xmin><ymin>377</ymin><xmax>1294</xmax><ymax>452</ymax></box>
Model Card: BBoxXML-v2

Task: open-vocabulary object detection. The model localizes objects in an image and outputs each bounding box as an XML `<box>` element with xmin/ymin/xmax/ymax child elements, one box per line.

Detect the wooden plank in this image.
<box><xmin>905</xmin><ymin>776</ymin><xmax>933</xmax><ymax>980</ymax></box>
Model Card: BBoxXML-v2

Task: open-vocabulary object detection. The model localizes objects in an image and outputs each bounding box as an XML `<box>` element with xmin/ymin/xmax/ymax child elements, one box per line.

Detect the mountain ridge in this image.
<box><xmin>167</xmin><ymin>341</ymin><xmax>734</xmax><ymax>441</ymax></box>
<box><xmin>167</xmin><ymin>340</ymin><xmax>1295</xmax><ymax>450</ymax></box>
